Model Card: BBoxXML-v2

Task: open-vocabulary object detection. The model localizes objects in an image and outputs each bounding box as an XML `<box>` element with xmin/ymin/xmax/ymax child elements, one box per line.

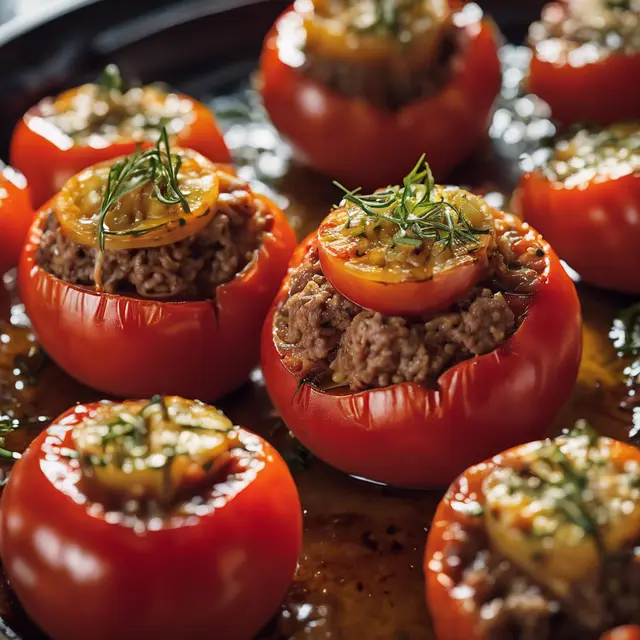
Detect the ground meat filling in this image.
<box><xmin>274</xmin><ymin>217</ymin><xmax>545</xmax><ymax>391</ymax></box>
<box><xmin>442</xmin><ymin>523</ymin><xmax>640</xmax><ymax>640</ymax></box>
<box><xmin>302</xmin><ymin>26</ymin><xmax>460</xmax><ymax>111</ymax></box>
<box><xmin>37</xmin><ymin>171</ymin><xmax>268</xmax><ymax>300</ymax></box>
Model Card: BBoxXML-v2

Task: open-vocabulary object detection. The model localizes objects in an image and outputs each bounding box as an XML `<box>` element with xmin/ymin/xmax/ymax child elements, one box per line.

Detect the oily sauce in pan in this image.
<box><xmin>0</xmin><ymin>45</ymin><xmax>638</xmax><ymax>640</ymax></box>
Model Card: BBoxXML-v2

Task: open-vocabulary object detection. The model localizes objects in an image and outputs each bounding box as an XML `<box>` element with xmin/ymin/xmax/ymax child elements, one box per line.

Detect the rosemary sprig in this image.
<box><xmin>99</xmin><ymin>64</ymin><xmax>125</xmax><ymax>93</ymax></box>
<box><xmin>96</xmin><ymin>127</ymin><xmax>191</xmax><ymax>251</ymax></box>
<box><xmin>333</xmin><ymin>155</ymin><xmax>489</xmax><ymax>250</ymax></box>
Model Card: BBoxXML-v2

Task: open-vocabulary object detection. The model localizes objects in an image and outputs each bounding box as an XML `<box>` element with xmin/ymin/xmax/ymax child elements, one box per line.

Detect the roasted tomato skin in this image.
<box><xmin>259</xmin><ymin>7</ymin><xmax>501</xmax><ymax>188</ymax></box>
<box><xmin>528</xmin><ymin>50</ymin><xmax>640</xmax><ymax>125</ymax></box>
<box><xmin>0</xmin><ymin>403</ymin><xmax>302</xmax><ymax>640</ymax></box>
<box><xmin>602</xmin><ymin>628</ymin><xmax>640</xmax><ymax>640</ymax></box>
<box><xmin>19</xmin><ymin>195</ymin><xmax>296</xmax><ymax>401</ymax></box>
<box><xmin>515</xmin><ymin>171</ymin><xmax>640</xmax><ymax>295</ymax></box>
<box><xmin>0</xmin><ymin>167</ymin><xmax>33</xmax><ymax>274</ymax></box>
<box><xmin>424</xmin><ymin>440</ymin><xmax>640</xmax><ymax>640</ymax></box>
<box><xmin>10</xmin><ymin>95</ymin><xmax>230</xmax><ymax>209</ymax></box>
<box><xmin>261</xmin><ymin>231</ymin><xmax>581</xmax><ymax>488</ymax></box>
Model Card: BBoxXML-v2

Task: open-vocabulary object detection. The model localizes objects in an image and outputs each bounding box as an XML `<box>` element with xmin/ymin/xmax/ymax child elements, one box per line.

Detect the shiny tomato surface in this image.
<box><xmin>603</xmin><ymin>628</ymin><xmax>640</xmax><ymax>640</ymax></box>
<box><xmin>424</xmin><ymin>438</ymin><xmax>640</xmax><ymax>640</ymax></box>
<box><xmin>0</xmin><ymin>166</ymin><xmax>33</xmax><ymax>274</ymax></box>
<box><xmin>10</xmin><ymin>92</ymin><xmax>230</xmax><ymax>208</ymax></box>
<box><xmin>516</xmin><ymin>166</ymin><xmax>640</xmax><ymax>295</ymax></box>
<box><xmin>529</xmin><ymin>49</ymin><xmax>640</xmax><ymax>125</ymax></box>
<box><xmin>19</xmin><ymin>194</ymin><xmax>296</xmax><ymax>401</ymax></box>
<box><xmin>259</xmin><ymin>6</ymin><xmax>501</xmax><ymax>188</ymax></box>
<box><xmin>261</xmin><ymin>229</ymin><xmax>582</xmax><ymax>488</ymax></box>
<box><xmin>0</xmin><ymin>402</ymin><xmax>303</xmax><ymax>640</ymax></box>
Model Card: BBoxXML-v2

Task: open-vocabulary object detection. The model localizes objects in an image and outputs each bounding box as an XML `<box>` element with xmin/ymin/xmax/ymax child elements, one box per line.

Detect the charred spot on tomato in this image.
<box><xmin>427</xmin><ymin>426</ymin><xmax>640</xmax><ymax>639</ymax></box>
<box><xmin>276</xmin><ymin>0</ymin><xmax>468</xmax><ymax>110</ymax></box>
<box><xmin>525</xmin><ymin>121</ymin><xmax>640</xmax><ymax>186</ymax></box>
<box><xmin>35</xmin><ymin>150</ymin><xmax>270</xmax><ymax>300</ymax></box>
<box><xmin>528</xmin><ymin>0</ymin><xmax>640</xmax><ymax>64</ymax></box>
<box><xmin>69</xmin><ymin>396</ymin><xmax>239</xmax><ymax>508</ymax></box>
<box><xmin>31</xmin><ymin>65</ymin><xmax>197</xmax><ymax>146</ymax></box>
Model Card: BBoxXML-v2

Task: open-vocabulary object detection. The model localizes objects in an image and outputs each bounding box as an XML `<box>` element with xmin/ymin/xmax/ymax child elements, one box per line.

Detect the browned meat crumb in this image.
<box><xmin>274</xmin><ymin>217</ymin><xmax>545</xmax><ymax>391</ymax></box>
<box><xmin>37</xmin><ymin>171</ymin><xmax>268</xmax><ymax>300</ymax></box>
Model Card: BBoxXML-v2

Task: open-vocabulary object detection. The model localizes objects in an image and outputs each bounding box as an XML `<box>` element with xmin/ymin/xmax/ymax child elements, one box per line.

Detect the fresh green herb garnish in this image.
<box><xmin>99</xmin><ymin>64</ymin><xmax>125</xmax><ymax>93</ymax></box>
<box><xmin>96</xmin><ymin>127</ymin><xmax>191</xmax><ymax>251</ymax></box>
<box><xmin>333</xmin><ymin>155</ymin><xmax>489</xmax><ymax>250</ymax></box>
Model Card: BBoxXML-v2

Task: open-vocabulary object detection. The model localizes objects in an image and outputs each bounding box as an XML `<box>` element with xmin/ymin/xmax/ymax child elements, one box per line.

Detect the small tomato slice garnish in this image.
<box><xmin>317</xmin><ymin>163</ymin><xmax>495</xmax><ymax>316</ymax></box>
<box><xmin>55</xmin><ymin>146</ymin><xmax>219</xmax><ymax>251</ymax></box>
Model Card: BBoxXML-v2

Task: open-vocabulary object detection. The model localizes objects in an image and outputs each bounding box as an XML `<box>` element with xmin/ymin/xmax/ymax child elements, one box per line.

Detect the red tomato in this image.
<box><xmin>515</xmin><ymin>161</ymin><xmax>640</xmax><ymax>295</ymax></box>
<box><xmin>261</xmin><ymin>229</ymin><xmax>581</xmax><ymax>488</ymax></box>
<box><xmin>0</xmin><ymin>401</ymin><xmax>303</xmax><ymax>640</ymax></box>
<box><xmin>10</xmin><ymin>90</ymin><xmax>230</xmax><ymax>209</ymax></box>
<box><xmin>0</xmin><ymin>166</ymin><xmax>33</xmax><ymax>274</ymax></box>
<box><xmin>602</xmin><ymin>628</ymin><xmax>640</xmax><ymax>640</ymax></box>
<box><xmin>424</xmin><ymin>437</ymin><xmax>640</xmax><ymax>640</ymax></box>
<box><xmin>259</xmin><ymin>6</ymin><xmax>501</xmax><ymax>188</ymax></box>
<box><xmin>528</xmin><ymin>42</ymin><xmax>640</xmax><ymax>125</ymax></box>
<box><xmin>19</xmin><ymin>194</ymin><xmax>296</xmax><ymax>401</ymax></box>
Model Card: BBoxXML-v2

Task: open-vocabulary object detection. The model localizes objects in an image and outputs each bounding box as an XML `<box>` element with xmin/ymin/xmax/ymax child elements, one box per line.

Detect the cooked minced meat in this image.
<box><xmin>302</xmin><ymin>26</ymin><xmax>460</xmax><ymax>111</ymax></box>
<box><xmin>274</xmin><ymin>218</ymin><xmax>545</xmax><ymax>391</ymax></box>
<box><xmin>37</xmin><ymin>171</ymin><xmax>268</xmax><ymax>299</ymax></box>
<box><xmin>443</xmin><ymin>523</ymin><xmax>640</xmax><ymax>639</ymax></box>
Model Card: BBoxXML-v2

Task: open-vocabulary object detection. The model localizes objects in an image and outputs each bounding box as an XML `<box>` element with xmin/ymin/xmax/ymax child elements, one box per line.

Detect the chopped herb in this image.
<box><xmin>99</xmin><ymin>64</ymin><xmax>125</xmax><ymax>93</ymax></box>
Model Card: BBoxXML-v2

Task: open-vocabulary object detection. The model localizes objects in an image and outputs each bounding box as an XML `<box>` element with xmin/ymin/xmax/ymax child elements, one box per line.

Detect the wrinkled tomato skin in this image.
<box><xmin>259</xmin><ymin>8</ymin><xmax>501</xmax><ymax>188</ymax></box>
<box><xmin>0</xmin><ymin>167</ymin><xmax>33</xmax><ymax>274</ymax></box>
<box><xmin>261</xmin><ymin>231</ymin><xmax>581</xmax><ymax>488</ymax></box>
<box><xmin>19</xmin><ymin>195</ymin><xmax>296</xmax><ymax>401</ymax></box>
<box><xmin>10</xmin><ymin>96</ymin><xmax>231</xmax><ymax>208</ymax></box>
<box><xmin>424</xmin><ymin>441</ymin><xmax>640</xmax><ymax>640</ymax></box>
<box><xmin>528</xmin><ymin>50</ymin><xmax>640</xmax><ymax>125</ymax></box>
<box><xmin>515</xmin><ymin>171</ymin><xmax>640</xmax><ymax>294</ymax></box>
<box><xmin>0</xmin><ymin>403</ymin><xmax>303</xmax><ymax>640</ymax></box>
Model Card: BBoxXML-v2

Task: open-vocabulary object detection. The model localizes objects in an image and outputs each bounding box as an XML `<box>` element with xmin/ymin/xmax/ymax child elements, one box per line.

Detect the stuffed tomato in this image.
<box><xmin>0</xmin><ymin>396</ymin><xmax>303</xmax><ymax>640</ymax></box>
<box><xmin>261</xmin><ymin>158</ymin><xmax>582</xmax><ymax>488</ymax></box>
<box><xmin>516</xmin><ymin>121</ymin><xmax>640</xmax><ymax>294</ymax></box>
<box><xmin>0</xmin><ymin>165</ymin><xmax>33</xmax><ymax>274</ymax></box>
<box><xmin>10</xmin><ymin>65</ymin><xmax>230</xmax><ymax>208</ymax></box>
<box><xmin>528</xmin><ymin>0</ymin><xmax>640</xmax><ymax>125</ymax></box>
<box><xmin>19</xmin><ymin>132</ymin><xmax>296</xmax><ymax>400</ymax></box>
<box><xmin>259</xmin><ymin>0</ymin><xmax>501</xmax><ymax>188</ymax></box>
<box><xmin>425</xmin><ymin>425</ymin><xmax>640</xmax><ymax>640</ymax></box>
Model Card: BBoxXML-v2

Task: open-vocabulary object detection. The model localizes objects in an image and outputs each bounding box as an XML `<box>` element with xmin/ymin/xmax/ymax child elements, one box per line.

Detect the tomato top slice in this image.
<box><xmin>71</xmin><ymin>396</ymin><xmax>237</xmax><ymax>505</ymax></box>
<box><xmin>300</xmin><ymin>0</ymin><xmax>451</xmax><ymax>66</ymax></box>
<box><xmin>532</xmin><ymin>120</ymin><xmax>640</xmax><ymax>187</ymax></box>
<box><xmin>54</xmin><ymin>143</ymin><xmax>219</xmax><ymax>251</ymax></box>
<box><xmin>317</xmin><ymin>157</ymin><xmax>495</xmax><ymax>316</ymax></box>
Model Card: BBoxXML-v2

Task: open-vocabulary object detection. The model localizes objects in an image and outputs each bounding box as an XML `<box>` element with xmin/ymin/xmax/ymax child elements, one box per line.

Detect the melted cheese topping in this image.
<box><xmin>483</xmin><ymin>430</ymin><xmax>640</xmax><ymax>599</ymax></box>
<box><xmin>37</xmin><ymin>84</ymin><xmax>196</xmax><ymax>146</ymax></box>
<box><xmin>73</xmin><ymin>397</ymin><xmax>235</xmax><ymax>504</ymax></box>
<box><xmin>542</xmin><ymin>121</ymin><xmax>640</xmax><ymax>186</ymax></box>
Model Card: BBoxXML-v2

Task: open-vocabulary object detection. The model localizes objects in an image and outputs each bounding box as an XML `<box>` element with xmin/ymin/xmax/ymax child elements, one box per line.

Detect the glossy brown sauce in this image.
<box><xmin>1</xmin><ymin>44</ymin><xmax>639</xmax><ymax>640</ymax></box>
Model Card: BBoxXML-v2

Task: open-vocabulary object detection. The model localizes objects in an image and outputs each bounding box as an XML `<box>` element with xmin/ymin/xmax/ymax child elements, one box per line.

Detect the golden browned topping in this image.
<box><xmin>37</xmin><ymin>66</ymin><xmax>195</xmax><ymax>145</ymax></box>
<box><xmin>73</xmin><ymin>396</ymin><xmax>236</xmax><ymax>505</ymax></box>
<box><xmin>529</xmin><ymin>0</ymin><xmax>640</xmax><ymax>63</ymax></box>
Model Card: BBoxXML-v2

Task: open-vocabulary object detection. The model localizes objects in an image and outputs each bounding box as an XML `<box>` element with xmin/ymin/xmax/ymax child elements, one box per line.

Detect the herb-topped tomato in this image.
<box><xmin>318</xmin><ymin>158</ymin><xmax>495</xmax><ymax>316</ymax></box>
<box><xmin>0</xmin><ymin>397</ymin><xmax>303</xmax><ymax>640</ymax></box>
<box><xmin>20</xmin><ymin>130</ymin><xmax>296</xmax><ymax>400</ymax></box>
<box><xmin>0</xmin><ymin>165</ymin><xmax>33</xmax><ymax>274</ymax></box>
<box><xmin>527</xmin><ymin>0</ymin><xmax>640</xmax><ymax>125</ymax></box>
<box><xmin>10</xmin><ymin>65</ymin><xmax>230</xmax><ymax>208</ymax></box>
<box><xmin>425</xmin><ymin>425</ymin><xmax>640</xmax><ymax>640</ymax></box>
<box><xmin>516</xmin><ymin>121</ymin><xmax>640</xmax><ymax>294</ymax></box>
<box><xmin>259</xmin><ymin>0</ymin><xmax>501</xmax><ymax>187</ymax></box>
<box><xmin>261</xmin><ymin>160</ymin><xmax>581</xmax><ymax>488</ymax></box>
